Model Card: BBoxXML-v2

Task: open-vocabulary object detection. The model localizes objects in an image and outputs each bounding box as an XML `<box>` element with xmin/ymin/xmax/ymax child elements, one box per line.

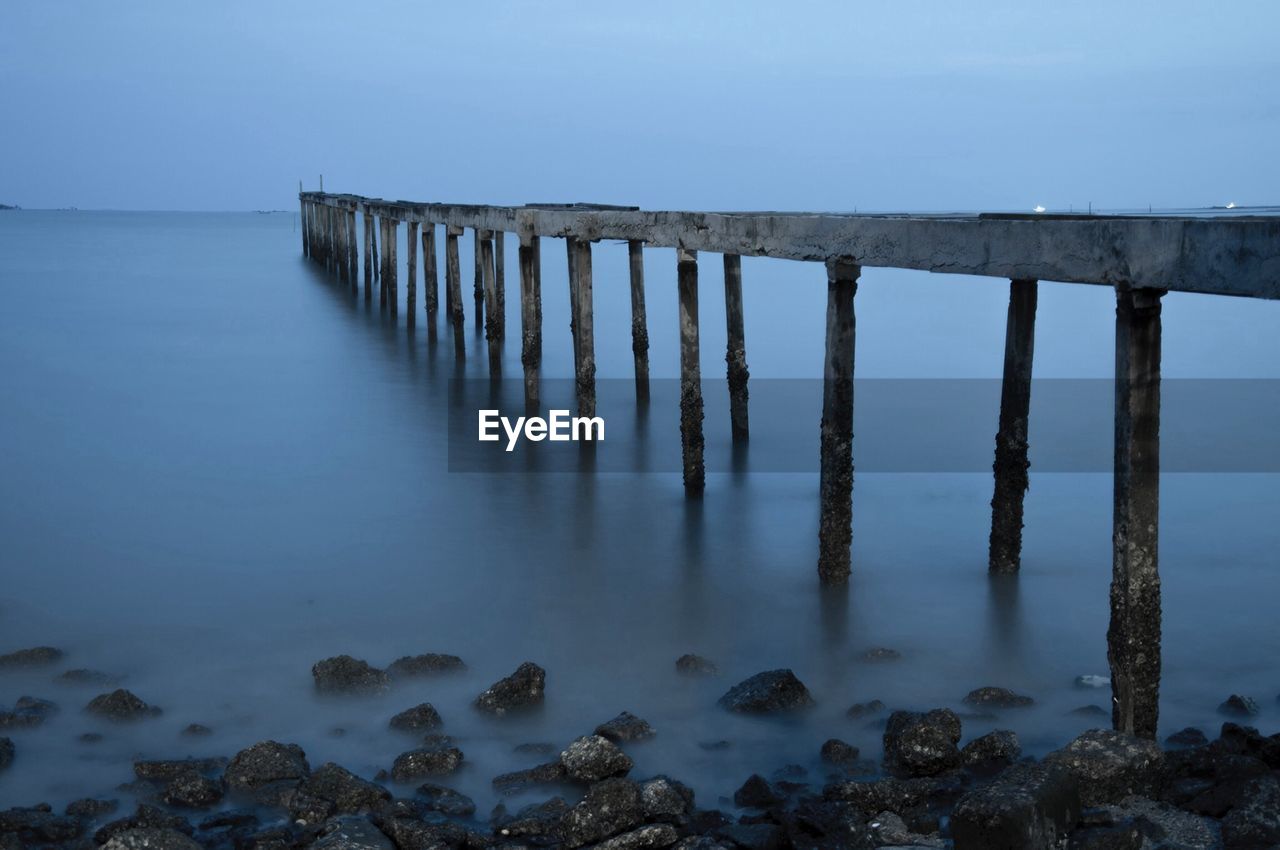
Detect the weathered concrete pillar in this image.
<box><xmin>422</xmin><ymin>223</ymin><xmax>438</xmax><ymax>314</ymax></box>
<box><xmin>628</xmin><ymin>241</ymin><xmax>650</xmax><ymax>402</ymax></box>
<box><xmin>347</xmin><ymin>210</ymin><xmax>358</xmax><ymax>285</ymax></box>
<box><xmin>494</xmin><ymin>231</ymin><xmax>506</xmax><ymax>340</ymax></box>
<box><xmin>445</xmin><ymin>225</ymin><xmax>464</xmax><ymax>328</ymax></box>
<box><xmin>406</xmin><ymin>221</ymin><xmax>419</xmax><ymax>315</ymax></box>
<box><xmin>473</xmin><ymin>228</ymin><xmax>485</xmax><ymax>328</ymax></box>
<box><xmin>818</xmin><ymin>258</ymin><xmax>859</xmax><ymax>584</ymax></box>
<box><xmin>481</xmin><ymin>232</ymin><xmax>501</xmax><ymax>375</ymax></box>
<box><xmin>519</xmin><ymin>235</ymin><xmax>542</xmax><ymax>403</ymax></box>
<box><xmin>378</xmin><ymin>217</ymin><xmax>388</xmax><ymax>306</ymax></box>
<box><xmin>678</xmin><ymin>248</ymin><xmax>704</xmax><ymax>494</ymax></box>
<box><xmin>723</xmin><ymin>254</ymin><xmax>749</xmax><ymax>440</ymax></box>
<box><xmin>337</xmin><ymin>208</ymin><xmax>349</xmax><ymax>283</ymax></box>
<box><xmin>370</xmin><ymin>214</ymin><xmax>380</xmax><ymax>284</ymax></box>
<box><xmin>363</xmin><ymin>212</ymin><xmax>374</xmax><ymax>300</ymax></box>
<box><xmin>1109</xmin><ymin>285</ymin><xmax>1165</xmax><ymax>740</ymax></box>
<box><xmin>320</xmin><ymin>205</ymin><xmax>330</xmax><ymax>270</ymax></box>
<box><xmin>566</xmin><ymin>237</ymin><xmax>580</xmax><ymax>376</ymax></box>
<box><xmin>300</xmin><ymin>198</ymin><xmax>308</xmax><ymax>257</ymax></box>
<box><xmin>989</xmin><ymin>278</ymin><xmax>1038</xmax><ymax>573</ymax></box>
<box><xmin>385</xmin><ymin>219</ymin><xmax>399</xmax><ymax>314</ymax></box>
<box><xmin>574</xmin><ymin>239</ymin><xmax>596</xmax><ymax>417</ymax></box>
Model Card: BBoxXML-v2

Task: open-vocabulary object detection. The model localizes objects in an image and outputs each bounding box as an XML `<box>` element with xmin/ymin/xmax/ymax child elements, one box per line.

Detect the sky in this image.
<box><xmin>1</xmin><ymin>1</ymin><xmax>1277</xmax><ymax>212</ymax></box>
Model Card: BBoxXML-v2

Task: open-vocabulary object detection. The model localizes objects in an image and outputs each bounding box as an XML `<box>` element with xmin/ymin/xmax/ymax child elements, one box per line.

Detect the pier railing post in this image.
<box><xmin>989</xmin><ymin>278</ymin><xmax>1038</xmax><ymax>573</ymax></box>
<box><xmin>519</xmin><ymin>235</ymin><xmax>542</xmax><ymax>403</ymax></box>
<box><xmin>423</xmin><ymin>223</ymin><xmax>438</xmax><ymax>315</ymax></box>
<box><xmin>407</xmin><ymin>221</ymin><xmax>419</xmax><ymax>316</ymax></box>
<box><xmin>678</xmin><ymin>247</ymin><xmax>704</xmax><ymax>494</ymax></box>
<box><xmin>818</xmin><ymin>258</ymin><xmax>859</xmax><ymax>584</ymax></box>
<box><xmin>363</xmin><ymin>212</ymin><xmax>374</xmax><ymax>300</ymax></box>
<box><xmin>629</xmin><ymin>241</ymin><xmax>650</xmax><ymax>402</ymax></box>
<box><xmin>1109</xmin><ymin>285</ymin><xmax>1165</xmax><ymax>739</ymax></box>
<box><xmin>723</xmin><ymin>254</ymin><xmax>750</xmax><ymax>440</ymax></box>
<box><xmin>481</xmin><ymin>232</ymin><xmax>501</xmax><ymax>374</ymax></box>
<box><xmin>574</xmin><ymin>239</ymin><xmax>596</xmax><ymax>417</ymax></box>
<box><xmin>445</xmin><ymin>225</ymin><xmax>464</xmax><ymax>330</ymax></box>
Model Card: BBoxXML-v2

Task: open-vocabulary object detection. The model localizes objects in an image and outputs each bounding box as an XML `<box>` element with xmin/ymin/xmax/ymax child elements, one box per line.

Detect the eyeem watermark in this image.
<box><xmin>478</xmin><ymin>409</ymin><xmax>605</xmax><ymax>452</ymax></box>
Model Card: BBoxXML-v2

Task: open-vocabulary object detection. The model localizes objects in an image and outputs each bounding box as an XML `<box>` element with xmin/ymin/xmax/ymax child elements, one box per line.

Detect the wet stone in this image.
<box><xmin>1221</xmin><ymin>775</ymin><xmax>1280</xmax><ymax>848</ymax></box>
<box><xmin>101</xmin><ymin>827</ymin><xmax>201</xmax><ymax>850</ymax></box>
<box><xmin>161</xmin><ymin>771</ymin><xmax>224</xmax><ymax>809</ymax></box>
<box><xmin>595</xmin><ymin>710</ymin><xmax>656</xmax><ymax>742</ymax></box>
<box><xmin>416</xmin><ymin>782</ymin><xmax>476</xmax><ymax>817</ymax></box>
<box><xmin>951</xmin><ymin>763</ymin><xmax>1081</xmax><ymax>850</ymax></box>
<box><xmin>134</xmin><ymin>758</ymin><xmax>227</xmax><ymax>781</ymax></box>
<box><xmin>1218</xmin><ymin>694</ymin><xmax>1259</xmax><ymax>717</ymax></box>
<box><xmin>960</xmin><ymin>729</ymin><xmax>1022</xmax><ymax>772</ymax></box>
<box><xmin>389</xmin><ymin>702</ymin><xmax>443</xmax><ymax>732</ymax></box>
<box><xmin>474</xmin><ymin>661</ymin><xmax>546</xmax><ymax>715</ymax></box>
<box><xmin>85</xmin><ymin>689</ymin><xmax>160</xmax><ymax>722</ymax></box>
<box><xmin>223</xmin><ymin>741</ymin><xmax>310</xmax><ymax>791</ymax></box>
<box><xmin>391</xmin><ymin>744</ymin><xmax>464</xmax><ymax>781</ymax></box>
<box><xmin>315</xmin><ymin>817</ymin><xmax>395</xmax><ymax>850</ymax></box>
<box><xmin>1043</xmin><ymin>729</ymin><xmax>1164</xmax><ymax>807</ymax></box>
<box><xmin>514</xmin><ymin>741</ymin><xmax>557</xmax><ymax>756</ymax></box>
<box><xmin>1</xmin><ymin>695</ymin><xmax>58</xmax><ymax>728</ymax></box>
<box><xmin>1165</xmin><ymin>727</ymin><xmax>1209</xmax><ymax>748</ymax></box>
<box><xmin>94</xmin><ymin>804</ymin><xmax>195</xmax><ymax>845</ymax></box>
<box><xmin>387</xmin><ymin>653</ymin><xmax>466</xmax><ymax>677</ymax></box>
<box><xmin>55</xmin><ymin>668</ymin><xmax>120</xmax><ymax>687</ymax></box>
<box><xmin>312</xmin><ymin>655</ymin><xmax>390</xmax><ymax>695</ymax></box>
<box><xmin>561</xmin><ymin>734</ymin><xmax>634</xmax><ymax>782</ymax></box>
<box><xmin>819</xmin><ymin>738</ymin><xmax>860</xmax><ymax>767</ymax></box>
<box><xmin>714</xmin><ymin>822</ymin><xmax>785</xmax><ymax>850</ymax></box>
<box><xmin>596</xmin><ymin>824</ymin><xmax>680</xmax><ymax>850</ymax></box>
<box><xmin>303</xmin><ymin>762</ymin><xmax>391</xmax><ymax>812</ymax></box>
<box><xmin>561</xmin><ymin>777</ymin><xmax>644</xmax><ymax>848</ymax></box>
<box><xmin>493</xmin><ymin>760</ymin><xmax>568</xmax><ymax>794</ymax></box>
<box><xmin>0</xmin><ymin>646</ymin><xmax>64</xmax><ymax>669</ymax></box>
<box><xmin>1069</xmin><ymin>704</ymin><xmax>1110</xmax><ymax>718</ymax></box>
<box><xmin>180</xmin><ymin>723</ymin><xmax>212</xmax><ymax>737</ymax></box>
<box><xmin>883</xmin><ymin>709</ymin><xmax>962</xmax><ymax>778</ymax></box>
<box><xmin>962</xmin><ymin>686</ymin><xmax>1034</xmax><ymax>709</ymax></box>
<box><xmin>717</xmin><ymin>670</ymin><xmax>814</xmax><ymax>714</ymax></box>
<box><xmin>65</xmin><ymin>798</ymin><xmax>119</xmax><ymax>821</ymax></box>
<box><xmin>846</xmin><ymin>699</ymin><xmax>885</xmax><ymax>720</ymax></box>
<box><xmin>675</xmin><ymin>654</ymin><xmax>719</xmax><ymax>677</ymax></box>
<box><xmin>493</xmin><ymin>796</ymin><xmax>569</xmax><ymax>840</ymax></box>
<box><xmin>640</xmin><ymin>776</ymin><xmax>695</xmax><ymax>825</ymax></box>
<box><xmin>734</xmin><ymin>775</ymin><xmax>783</xmax><ymax>809</ymax></box>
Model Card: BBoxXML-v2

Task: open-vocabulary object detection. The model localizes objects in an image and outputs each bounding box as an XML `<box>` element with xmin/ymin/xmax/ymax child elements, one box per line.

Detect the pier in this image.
<box><xmin>300</xmin><ymin>190</ymin><xmax>1280</xmax><ymax>741</ymax></box>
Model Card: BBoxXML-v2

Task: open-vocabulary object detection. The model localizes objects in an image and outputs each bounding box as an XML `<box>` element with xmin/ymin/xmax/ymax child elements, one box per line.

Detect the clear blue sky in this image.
<box><xmin>2</xmin><ymin>1</ymin><xmax>1277</xmax><ymax>211</ymax></box>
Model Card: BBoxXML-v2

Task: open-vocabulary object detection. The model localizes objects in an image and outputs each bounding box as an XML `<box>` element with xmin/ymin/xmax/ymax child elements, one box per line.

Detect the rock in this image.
<box><xmin>859</xmin><ymin>647</ymin><xmax>901</xmax><ymax>663</ymax></box>
<box><xmin>596</xmin><ymin>824</ymin><xmax>680</xmax><ymax>850</ymax></box>
<box><xmin>1165</xmin><ymin>727</ymin><xmax>1208</xmax><ymax>748</ymax></box>
<box><xmin>0</xmin><ymin>738</ymin><xmax>12</xmax><ymax>772</ymax></box>
<box><xmin>1075</xmin><ymin>674</ymin><xmax>1111</xmax><ymax>689</ymax></box>
<box><xmin>846</xmin><ymin>699</ymin><xmax>885</xmax><ymax>719</ymax></box>
<box><xmin>0</xmin><ymin>805</ymin><xmax>84</xmax><ymax>843</ymax></box>
<box><xmin>14</xmin><ymin>695</ymin><xmax>57</xmax><ymax>718</ymax></box>
<box><xmin>734</xmin><ymin>774</ymin><xmax>782</xmax><ymax>809</ymax></box>
<box><xmin>55</xmin><ymin>668</ymin><xmax>120</xmax><ymax>687</ymax></box>
<box><xmin>102</xmin><ymin>828</ymin><xmax>201</xmax><ymax>850</ymax></box>
<box><xmin>493</xmin><ymin>797</ymin><xmax>569</xmax><ymax>840</ymax></box>
<box><xmin>134</xmin><ymin>758</ymin><xmax>226</xmax><ymax>781</ymax></box>
<box><xmin>676</xmin><ymin>654</ymin><xmax>718</xmax><ymax>677</ymax></box>
<box><xmin>493</xmin><ymin>760</ymin><xmax>568</xmax><ymax>794</ymax></box>
<box><xmin>717</xmin><ymin>670</ymin><xmax>814</xmax><ymax>714</ymax></box>
<box><xmin>951</xmin><ymin>763</ymin><xmax>1081</xmax><ymax>850</ymax></box>
<box><xmin>386</xmin><ymin>653</ymin><xmax>466</xmax><ymax>677</ymax></box>
<box><xmin>1069</xmin><ymin>704</ymin><xmax>1110</xmax><ymax>718</ymax></box>
<box><xmin>0</xmin><ymin>646</ymin><xmax>64</xmax><ymax>669</ymax></box>
<box><xmin>514</xmin><ymin>741</ymin><xmax>557</xmax><ymax>756</ymax></box>
<box><xmin>1218</xmin><ymin>694</ymin><xmax>1259</xmax><ymax>717</ymax></box>
<box><xmin>671</xmin><ymin>839</ymin><xmax>732</xmax><ymax>850</ymax></box>
<box><xmin>312</xmin><ymin>655</ymin><xmax>390</xmax><ymax>695</ymax></box>
<box><xmin>823</xmin><ymin>775</ymin><xmax>950</xmax><ymax>817</ymax></box>
<box><xmin>595</xmin><ymin>711</ymin><xmax>656</xmax><ymax>742</ymax></box>
<box><xmin>85</xmin><ymin>689</ymin><xmax>160</xmax><ymax>721</ymax></box>
<box><xmin>65</xmin><ymin>798</ymin><xmax>119</xmax><ymax>820</ymax></box>
<box><xmin>223</xmin><ymin>741</ymin><xmax>309</xmax><ymax>791</ymax></box>
<box><xmin>388</xmin><ymin>702</ymin><xmax>443</xmax><ymax>732</ymax></box>
<box><xmin>94</xmin><ymin>805</ymin><xmax>194</xmax><ymax>845</ymax></box>
<box><xmin>820</xmin><ymin>738</ymin><xmax>860</xmax><ymax>766</ymax></box>
<box><xmin>391</xmin><ymin>745</ymin><xmax>464</xmax><ymax>781</ymax></box>
<box><xmin>315</xmin><ymin>818</ymin><xmax>395</xmax><ymax>850</ymax></box>
<box><xmin>714</xmin><ymin>822</ymin><xmax>786</xmax><ymax>850</ymax></box>
<box><xmin>304</xmin><ymin>762</ymin><xmax>390</xmax><ymax>812</ymax></box>
<box><xmin>1043</xmin><ymin>729</ymin><xmax>1164</xmax><ymax>806</ymax></box>
<box><xmin>962</xmin><ymin>686</ymin><xmax>1034</xmax><ymax>709</ymax></box>
<box><xmin>1090</xmin><ymin>796</ymin><xmax>1218</xmax><ymax>850</ymax></box>
<box><xmin>640</xmin><ymin>776</ymin><xmax>695</xmax><ymax>825</ymax></box>
<box><xmin>561</xmin><ymin>734</ymin><xmax>634</xmax><ymax>782</ymax></box>
<box><xmin>960</xmin><ymin>730</ymin><xmax>1021</xmax><ymax>772</ymax></box>
<box><xmin>561</xmin><ymin>778</ymin><xmax>644</xmax><ymax>848</ymax></box>
<box><xmin>867</xmin><ymin>811</ymin><xmax>945</xmax><ymax>848</ymax></box>
<box><xmin>883</xmin><ymin>709</ymin><xmax>962</xmax><ymax>777</ymax></box>
<box><xmin>416</xmin><ymin>782</ymin><xmax>476</xmax><ymax>817</ymax></box>
<box><xmin>1221</xmin><ymin>775</ymin><xmax>1280</xmax><ymax>848</ymax></box>
<box><xmin>161</xmin><ymin>772</ymin><xmax>224</xmax><ymax>809</ymax></box>
<box><xmin>474</xmin><ymin>661</ymin><xmax>546</xmax><ymax>715</ymax></box>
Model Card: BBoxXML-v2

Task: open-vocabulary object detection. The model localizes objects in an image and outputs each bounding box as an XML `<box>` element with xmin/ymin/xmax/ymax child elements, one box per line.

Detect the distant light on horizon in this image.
<box><xmin>1226</xmin><ymin>201</ymin><xmax>1237</xmax><ymax>209</ymax></box>
<box><xmin>1033</xmin><ymin>205</ymin><xmax>1046</xmax><ymax>213</ymax></box>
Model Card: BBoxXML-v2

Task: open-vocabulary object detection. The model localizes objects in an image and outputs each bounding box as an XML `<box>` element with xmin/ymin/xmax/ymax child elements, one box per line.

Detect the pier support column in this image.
<box><xmin>445</xmin><ymin>225</ymin><xmax>464</xmax><ymax>329</ymax></box>
<box><xmin>723</xmin><ymin>254</ymin><xmax>750</xmax><ymax>440</ymax></box>
<box><xmin>629</xmin><ymin>241</ymin><xmax>650</xmax><ymax>402</ymax></box>
<box><xmin>423</xmin><ymin>223</ymin><xmax>438</xmax><ymax>314</ymax></box>
<box><xmin>378</xmin><ymin>217</ymin><xmax>388</xmax><ymax>306</ymax></box>
<box><xmin>574</xmin><ymin>239</ymin><xmax>596</xmax><ymax>417</ymax></box>
<box><xmin>818</xmin><ymin>258</ymin><xmax>859</xmax><ymax>584</ymax></box>
<box><xmin>406</xmin><ymin>221</ymin><xmax>419</xmax><ymax>316</ymax></box>
<box><xmin>363</xmin><ymin>213</ymin><xmax>374</xmax><ymax>300</ymax></box>
<box><xmin>989</xmin><ymin>279</ymin><xmax>1039</xmax><ymax>573</ymax></box>
<box><xmin>567</xmin><ymin>237</ymin><xmax>580</xmax><ymax>377</ymax></box>
<box><xmin>337</xmin><ymin>208</ymin><xmax>349</xmax><ymax>284</ymax></box>
<box><xmin>678</xmin><ymin>248</ymin><xmax>704</xmax><ymax>495</ymax></box>
<box><xmin>347</xmin><ymin>210</ymin><xmax>358</xmax><ymax>285</ymax></box>
<box><xmin>371</xmin><ymin>215</ymin><xmax>380</xmax><ymax>285</ymax></box>
<box><xmin>494</xmin><ymin>231</ymin><xmax>506</xmax><ymax>340</ymax></box>
<box><xmin>385</xmin><ymin>219</ymin><xmax>399</xmax><ymax>314</ymax></box>
<box><xmin>321</xmin><ymin>206</ymin><xmax>331</xmax><ymax>270</ymax></box>
<box><xmin>519</xmin><ymin>235</ymin><xmax>542</xmax><ymax>403</ymax></box>
<box><xmin>1108</xmin><ymin>286</ymin><xmax>1165</xmax><ymax>740</ymax></box>
<box><xmin>481</xmin><ymin>232</ymin><xmax>501</xmax><ymax>374</ymax></box>
<box><xmin>300</xmin><ymin>199</ymin><xmax>308</xmax><ymax>257</ymax></box>
<box><xmin>473</xmin><ymin>228</ymin><xmax>485</xmax><ymax>328</ymax></box>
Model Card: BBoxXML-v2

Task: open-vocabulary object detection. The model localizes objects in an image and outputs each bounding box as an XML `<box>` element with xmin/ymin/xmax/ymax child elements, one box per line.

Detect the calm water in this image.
<box><xmin>1</xmin><ymin>210</ymin><xmax>1278</xmax><ymax>811</ymax></box>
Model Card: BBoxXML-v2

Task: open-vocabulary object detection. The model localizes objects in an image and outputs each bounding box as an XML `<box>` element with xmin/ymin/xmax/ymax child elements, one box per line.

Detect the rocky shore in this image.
<box><xmin>2</xmin><ymin>646</ymin><xmax>1279</xmax><ymax>849</ymax></box>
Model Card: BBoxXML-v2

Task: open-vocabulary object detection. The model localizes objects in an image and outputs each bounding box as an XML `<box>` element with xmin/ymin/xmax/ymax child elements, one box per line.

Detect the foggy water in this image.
<box><xmin>1</xmin><ymin>210</ymin><xmax>1278</xmax><ymax>812</ymax></box>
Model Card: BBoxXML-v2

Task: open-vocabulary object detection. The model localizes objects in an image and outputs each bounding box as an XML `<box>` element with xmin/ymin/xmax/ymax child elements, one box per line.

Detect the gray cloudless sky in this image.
<box><xmin>1</xmin><ymin>0</ymin><xmax>1277</xmax><ymax>211</ymax></box>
